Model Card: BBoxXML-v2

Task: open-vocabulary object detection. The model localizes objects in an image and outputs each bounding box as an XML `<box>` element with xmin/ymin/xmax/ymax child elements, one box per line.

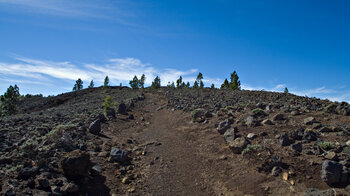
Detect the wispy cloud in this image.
<box><xmin>0</xmin><ymin>56</ymin><xmax>220</xmax><ymax>88</ymax></box>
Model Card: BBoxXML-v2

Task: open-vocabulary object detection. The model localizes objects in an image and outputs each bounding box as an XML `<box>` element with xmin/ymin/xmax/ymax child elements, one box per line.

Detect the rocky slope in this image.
<box><xmin>0</xmin><ymin>87</ymin><xmax>350</xmax><ymax>195</ymax></box>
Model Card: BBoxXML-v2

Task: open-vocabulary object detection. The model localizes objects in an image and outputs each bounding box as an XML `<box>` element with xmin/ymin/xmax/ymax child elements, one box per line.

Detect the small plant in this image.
<box><xmin>242</xmin><ymin>144</ymin><xmax>261</xmax><ymax>155</ymax></box>
<box><xmin>151</xmin><ymin>76</ymin><xmax>161</xmax><ymax>89</ymax></box>
<box><xmin>103</xmin><ymin>95</ymin><xmax>114</xmax><ymax>116</ymax></box>
<box><xmin>167</xmin><ymin>82</ymin><xmax>175</xmax><ymax>89</ymax></box>
<box><xmin>191</xmin><ymin>108</ymin><xmax>205</xmax><ymax>122</ymax></box>
<box><xmin>1</xmin><ymin>85</ymin><xmax>20</xmax><ymax>116</ymax></box>
<box><xmin>211</xmin><ymin>84</ymin><xmax>215</xmax><ymax>89</ymax></box>
<box><xmin>220</xmin><ymin>79</ymin><xmax>229</xmax><ymax>89</ymax></box>
<box><xmin>318</xmin><ymin>141</ymin><xmax>334</xmax><ymax>150</ymax></box>
<box><xmin>72</xmin><ymin>78</ymin><xmax>83</xmax><ymax>91</ymax></box>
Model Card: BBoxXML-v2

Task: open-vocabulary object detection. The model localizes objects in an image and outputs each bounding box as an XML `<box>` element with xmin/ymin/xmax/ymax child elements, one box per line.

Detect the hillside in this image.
<box><xmin>1</xmin><ymin>87</ymin><xmax>350</xmax><ymax>195</ymax></box>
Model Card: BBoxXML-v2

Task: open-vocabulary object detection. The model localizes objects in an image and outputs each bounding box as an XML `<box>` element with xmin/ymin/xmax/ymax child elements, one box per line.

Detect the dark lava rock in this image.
<box><xmin>89</xmin><ymin>119</ymin><xmax>101</xmax><ymax>135</ymax></box>
<box><xmin>229</xmin><ymin>137</ymin><xmax>250</xmax><ymax>154</ymax></box>
<box><xmin>290</xmin><ymin>128</ymin><xmax>304</xmax><ymax>141</ymax></box>
<box><xmin>320</xmin><ymin>127</ymin><xmax>332</xmax><ymax>133</ymax></box>
<box><xmin>279</xmin><ymin>133</ymin><xmax>290</xmax><ymax>146</ymax></box>
<box><xmin>110</xmin><ymin>147</ymin><xmax>128</xmax><ymax>162</ymax></box>
<box><xmin>303</xmin><ymin>130</ymin><xmax>318</xmax><ymax>142</ymax></box>
<box><xmin>118</xmin><ymin>103</ymin><xmax>127</xmax><ymax>114</ymax></box>
<box><xmin>18</xmin><ymin>167</ymin><xmax>37</xmax><ymax>180</ymax></box>
<box><xmin>223</xmin><ymin>128</ymin><xmax>238</xmax><ymax>143</ymax></box>
<box><xmin>60</xmin><ymin>150</ymin><xmax>92</xmax><ymax>179</ymax></box>
<box><xmin>105</xmin><ymin>108</ymin><xmax>116</xmax><ymax>118</ymax></box>
<box><xmin>217</xmin><ymin>119</ymin><xmax>232</xmax><ymax>134</ymax></box>
<box><xmin>290</xmin><ymin>142</ymin><xmax>303</xmax><ymax>152</ymax></box>
<box><xmin>272</xmin><ymin>113</ymin><xmax>285</xmax><ymax>121</ymax></box>
<box><xmin>320</xmin><ymin>160</ymin><xmax>343</xmax><ymax>185</ymax></box>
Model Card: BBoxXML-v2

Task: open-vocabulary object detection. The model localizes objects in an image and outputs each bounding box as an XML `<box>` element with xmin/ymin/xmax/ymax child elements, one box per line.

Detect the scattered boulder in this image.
<box><xmin>247</xmin><ymin>133</ymin><xmax>257</xmax><ymax>140</ymax></box>
<box><xmin>262</xmin><ymin>119</ymin><xmax>274</xmax><ymax>125</ymax></box>
<box><xmin>304</xmin><ymin>117</ymin><xmax>316</xmax><ymax>125</ymax></box>
<box><xmin>312</xmin><ymin>123</ymin><xmax>322</xmax><ymax>129</ymax></box>
<box><xmin>217</xmin><ymin>119</ymin><xmax>233</xmax><ymax>134</ymax></box>
<box><xmin>290</xmin><ymin>128</ymin><xmax>304</xmax><ymax>141</ymax></box>
<box><xmin>303</xmin><ymin>130</ymin><xmax>318</xmax><ymax>142</ymax></box>
<box><xmin>279</xmin><ymin>133</ymin><xmax>290</xmax><ymax>146</ymax></box>
<box><xmin>223</xmin><ymin>128</ymin><xmax>238</xmax><ymax>143</ymax></box>
<box><xmin>62</xmin><ymin>182</ymin><xmax>79</xmax><ymax>193</ymax></box>
<box><xmin>272</xmin><ymin>113</ymin><xmax>284</xmax><ymax>121</ymax></box>
<box><xmin>320</xmin><ymin>160</ymin><xmax>343</xmax><ymax>185</ymax></box>
<box><xmin>60</xmin><ymin>150</ymin><xmax>92</xmax><ymax>179</ymax></box>
<box><xmin>18</xmin><ymin>167</ymin><xmax>37</xmax><ymax>180</ymax></box>
<box><xmin>89</xmin><ymin>119</ymin><xmax>101</xmax><ymax>135</ymax></box>
<box><xmin>245</xmin><ymin>116</ymin><xmax>260</xmax><ymax>127</ymax></box>
<box><xmin>320</xmin><ymin>127</ymin><xmax>332</xmax><ymax>133</ymax></box>
<box><xmin>110</xmin><ymin>147</ymin><xmax>128</xmax><ymax>163</ymax></box>
<box><xmin>229</xmin><ymin>137</ymin><xmax>250</xmax><ymax>154</ymax></box>
<box><xmin>290</xmin><ymin>142</ymin><xmax>302</xmax><ymax>152</ymax></box>
<box><xmin>105</xmin><ymin>108</ymin><xmax>116</xmax><ymax>118</ymax></box>
<box><xmin>118</xmin><ymin>103</ymin><xmax>127</xmax><ymax>114</ymax></box>
<box><xmin>35</xmin><ymin>176</ymin><xmax>50</xmax><ymax>189</ymax></box>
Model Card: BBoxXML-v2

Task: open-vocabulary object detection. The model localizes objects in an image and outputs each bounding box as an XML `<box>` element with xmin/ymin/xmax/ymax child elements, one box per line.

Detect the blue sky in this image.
<box><xmin>0</xmin><ymin>0</ymin><xmax>349</xmax><ymax>102</ymax></box>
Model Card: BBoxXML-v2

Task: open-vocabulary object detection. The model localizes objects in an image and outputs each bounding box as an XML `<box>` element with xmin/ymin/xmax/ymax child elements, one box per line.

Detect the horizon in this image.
<box><xmin>1</xmin><ymin>0</ymin><xmax>349</xmax><ymax>102</ymax></box>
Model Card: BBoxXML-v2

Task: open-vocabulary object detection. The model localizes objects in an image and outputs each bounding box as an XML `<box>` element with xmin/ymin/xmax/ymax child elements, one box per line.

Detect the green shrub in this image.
<box><xmin>191</xmin><ymin>108</ymin><xmax>205</xmax><ymax>121</ymax></box>
<box><xmin>318</xmin><ymin>141</ymin><xmax>334</xmax><ymax>150</ymax></box>
<box><xmin>72</xmin><ymin>78</ymin><xmax>83</xmax><ymax>91</ymax></box>
<box><xmin>242</xmin><ymin>144</ymin><xmax>261</xmax><ymax>155</ymax></box>
<box><xmin>151</xmin><ymin>76</ymin><xmax>161</xmax><ymax>89</ymax></box>
<box><xmin>1</xmin><ymin>85</ymin><xmax>20</xmax><ymax>116</ymax></box>
<box><xmin>103</xmin><ymin>95</ymin><xmax>118</xmax><ymax>116</ymax></box>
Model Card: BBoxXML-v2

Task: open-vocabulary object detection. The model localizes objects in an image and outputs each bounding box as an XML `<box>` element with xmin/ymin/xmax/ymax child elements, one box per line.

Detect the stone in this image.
<box><xmin>118</xmin><ymin>103</ymin><xmax>127</xmax><ymax>114</ymax></box>
<box><xmin>223</xmin><ymin>128</ymin><xmax>238</xmax><ymax>143</ymax></box>
<box><xmin>89</xmin><ymin>119</ymin><xmax>101</xmax><ymax>135</ymax></box>
<box><xmin>245</xmin><ymin>116</ymin><xmax>259</xmax><ymax>127</ymax></box>
<box><xmin>262</xmin><ymin>119</ymin><xmax>274</xmax><ymax>125</ymax></box>
<box><xmin>324</xmin><ymin>152</ymin><xmax>337</xmax><ymax>160</ymax></box>
<box><xmin>35</xmin><ymin>176</ymin><xmax>50</xmax><ymax>188</ymax></box>
<box><xmin>346</xmin><ymin>140</ymin><xmax>350</xmax><ymax>146</ymax></box>
<box><xmin>290</xmin><ymin>142</ymin><xmax>302</xmax><ymax>152</ymax></box>
<box><xmin>105</xmin><ymin>108</ymin><xmax>116</xmax><ymax>118</ymax></box>
<box><xmin>228</xmin><ymin>137</ymin><xmax>250</xmax><ymax>154</ymax></box>
<box><xmin>304</xmin><ymin>117</ymin><xmax>316</xmax><ymax>125</ymax></box>
<box><xmin>217</xmin><ymin>120</ymin><xmax>232</xmax><ymax>134</ymax></box>
<box><xmin>110</xmin><ymin>147</ymin><xmax>128</xmax><ymax>163</ymax></box>
<box><xmin>312</xmin><ymin>123</ymin><xmax>322</xmax><ymax>129</ymax></box>
<box><xmin>320</xmin><ymin>160</ymin><xmax>343</xmax><ymax>185</ymax></box>
<box><xmin>271</xmin><ymin>166</ymin><xmax>282</xmax><ymax>176</ymax></box>
<box><xmin>319</xmin><ymin>127</ymin><xmax>332</xmax><ymax>133</ymax></box>
<box><xmin>62</xmin><ymin>182</ymin><xmax>79</xmax><ymax>193</ymax></box>
<box><xmin>290</xmin><ymin>128</ymin><xmax>304</xmax><ymax>141</ymax></box>
<box><xmin>279</xmin><ymin>133</ymin><xmax>290</xmax><ymax>146</ymax></box>
<box><xmin>92</xmin><ymin>165</ymin><xmax>102</xmax><ymax>174</ymax></box>
<box><xmin>303</xmin><ymin>130</ymin><xmax>318</xmax><ymax>142</ymax></box>
<box><xmin>60</xmin><ymin>150</ymin><xmax>92</xmax><ymax>179</ymax></box>
<box><xmin>272</xmin><ymin>113</ymin><xmax>284</xmax><ymax>121</ymax></box>
<box><xmin>247</xmin><ymin>133</ymin><xmax>257</xmax><ymax>139</ymax></box>
<box><xmin>18</xmin><ymin>167</ymin><xmax>37</xmax><ymax>180</ymax></box>
<box><xmin>122</xmin><ymin>177</ymin><xmax>130</xmax><ymax>184</ymax></box>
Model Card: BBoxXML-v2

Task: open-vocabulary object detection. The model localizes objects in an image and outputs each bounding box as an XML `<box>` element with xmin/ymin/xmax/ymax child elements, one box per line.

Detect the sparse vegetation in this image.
<box><xmin>151</xmin><ymin>76</ymin><xmax>161</xmax><ymax>89</ymax></box>
<box><xmin>211</xmin><ymin>84</ymin><xmax>215</xmax><ymax>89</ymax></box>
<box><xmin>0</xmin><ymin>85</ymin><xmax>20</xmax><ymax>116</ymax></box>
<box><xmin>220</xmin><ymin>79</ymin><xmax>229</xmax><ymax>89</ymax></box>
<box><xmin>318</xmin><ymin>141</ymin><xmax>334</xmax><ymax>150</ymax></box>
<box><xmin>167</xmin><ymin>82</ymin><xmax>175</xmax><ymax>89</ymax></box>
<box><xmin>129</xmin><ymin>75</ymin><xmax>139</xmax><ymax>89</ymax></box>
<box><xmin>242</xmin><ymin>145</ymin><xmax>261</xmax><ymax>155</ymax></box>
<box><xmin>191</xmin><ymin>108</ymin><xmax>205</xmax><ymax>121</ymax></box>
<box><xmin>176</xmin><ymin>76</ymin><xmax>185</xmax><ymax>89</ymax></box>
<box><xmin>284</xmin><ymin>87</ymin><xmax>289</xmax><ymax>94</ymax></box>
<box><xmin>103</xmin><ymin>95</ymin><xmax>116</xmax><ymax>117</ymax></box>
<box><xmin>140</xmin><ymin>74</ymin><xmax>146</xmax><ymax>89</ymax></box>
<box><xmin>72</xmin><ymin>78</ymin><xmax>83</xmax><ymax>91</ymax></box>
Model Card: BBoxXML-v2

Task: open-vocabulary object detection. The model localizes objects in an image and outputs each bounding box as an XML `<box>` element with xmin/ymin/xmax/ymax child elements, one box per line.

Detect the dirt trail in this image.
<box><xmin>129</xmin><ymin>93</ymin><xmax>280</xmax><ymax>196</ymax></box>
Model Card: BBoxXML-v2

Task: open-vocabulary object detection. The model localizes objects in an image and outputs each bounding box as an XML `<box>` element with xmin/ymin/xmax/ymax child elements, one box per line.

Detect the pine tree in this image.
<box><xmin>185</xmin><ymin>82</ymin><xmax>190</xmax><ymax>88</ymax></box>
<box><xmin>196</xmin><ymin>72</ymin><xmax>204</xmax><ymax>89</ymax></box>
<box><xmin>229</xmin><ymin>71</ymin><xmax>241</xmax><ymax>90</ymax></box>
<box><xmin>151</xmin><ymin>76</ymin><xmax>161</xmax><ymax>89</ymax></box>
<box><xmin>176</xmin><ymin>76</ymin><xmax>183</xmax><ymax>88</ymax></box>
<box><xmin>220</xmin><ymin>79</ymin><xmax>229</xmax><ymax>89</ymax></box>
<box><xmin>129</xmin><ymin>75</ymin><xmax>139</xmax><ymax>89</ymax></box>
<box><xmin>284</xmin><ymin>87</ymin><xmax>289</xmax><ymax>94</ymax></box>
<box><xmin>73</xmin><ymin>78</ymin><xmax>83</xmax><ymax>91</ymax></box>
<box><xmin>0</xmin><ymin>85</ymin><xmax>20</xmax><ymax>116</ymax></box>
<box><xmin>88</xmin><ymin>80</ymin><xmax>94</xmax><ymax>88</ymax></box>
<box><xmin>104</xmin><ymin>76</ymin><xmax>109</xmax><ymax>87</ymax></box>
<box><xmin>139</xmin><ymin>74</ymin><xmax>146</xmax><ymax>89</ymax></box>
<box><xmin>193</xmin><ymin>81</ymin><xmax>199</xmax><ymax>88</ymax></box>
<box><xmin>211</xmin><ymin>83</ymin><xmax>215</xmax><ymax>89</ymax></box>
